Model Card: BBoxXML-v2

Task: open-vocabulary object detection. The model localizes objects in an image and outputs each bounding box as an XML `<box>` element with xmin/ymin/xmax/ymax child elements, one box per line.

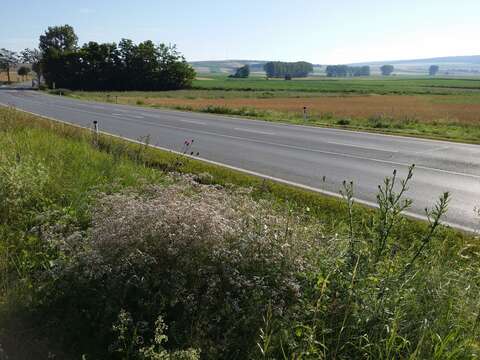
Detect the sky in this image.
<box><xmin>1</xmin><ymin>0</ymin><xmax>479</xmax><ymax>64</ymax></box>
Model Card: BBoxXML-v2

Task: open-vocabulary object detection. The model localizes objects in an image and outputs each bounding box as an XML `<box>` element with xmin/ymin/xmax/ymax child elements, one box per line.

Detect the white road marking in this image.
<box><xmin>325</xmin><ymin>140</ymin><xmax>399</xmax><ymax>153</ymax></box>
<box><xmin>415</xmin><ymin>146</ymin><xmax>451</xmax><ymax>155</ymax></box>
<box><xmin>234</xmin><ymin>128</ymin><xmax>276</xmax><ymax>135</ymax></box>
<box><xmin>111</xmin><ymin>113</ymin><xmax>123</xmax><ymax>116</ymax></box>
<box><xmin>172</xmin><ymin>118</ymin><xmax>206</xmax><ymax>125</ymax></box>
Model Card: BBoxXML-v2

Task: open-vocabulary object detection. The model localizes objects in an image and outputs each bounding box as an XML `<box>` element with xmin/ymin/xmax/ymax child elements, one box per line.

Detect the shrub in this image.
<box><xmin>49</xmin><ymin>88</ymin><xmax>72</xmax><ymax>96</ymax></box>
<box><xmin>34</xmin><ymin>180</ymin><xmax>315</xmax><ymax>358</ymax></box>
<box><xmin>111</xmin><ymin>310</ymin><xmax>200</xmax><ymax>359</ymax></box>
<box><xmin>368</xmin><ymin>114</ymin><xmax>391</xmax><ymax>128</ymax></box>
<box><xmin>336</xmin><ymin>118</ymin><xmax>350</xmax><ymax>126</ymax></box>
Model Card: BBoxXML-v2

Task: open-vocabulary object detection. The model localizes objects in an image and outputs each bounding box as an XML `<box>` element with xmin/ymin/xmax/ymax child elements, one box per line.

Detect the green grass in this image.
<box><xmin>191</xmin><ymin>75</ymin><xmax>480</xmax><ymax>95</ymax></box>
<box><xmin>1</xmin><ymin>107</ymin><xmax>480</xmax><ymax>359</ymax></box>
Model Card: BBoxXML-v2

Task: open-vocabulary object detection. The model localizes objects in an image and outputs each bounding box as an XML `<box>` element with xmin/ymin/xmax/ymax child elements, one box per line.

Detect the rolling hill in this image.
<box><xmin>191</xmin><ymin>55</ymin><xmax>480</xmax><ymax>76</ymax></box>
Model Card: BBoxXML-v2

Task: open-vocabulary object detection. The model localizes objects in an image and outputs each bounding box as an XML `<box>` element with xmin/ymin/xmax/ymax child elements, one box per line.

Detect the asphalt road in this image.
<box><xmin>0</xmin><ymin>88</ymin><xmax>479</xmax><ymax>231</ymax></box>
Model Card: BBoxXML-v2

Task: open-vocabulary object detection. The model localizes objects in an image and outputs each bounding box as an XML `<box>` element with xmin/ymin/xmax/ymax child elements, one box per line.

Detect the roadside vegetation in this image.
<box><xmin>1</xmin><ymin>106</ymin><xmax>479</xmax><ymax>359</ymax></box>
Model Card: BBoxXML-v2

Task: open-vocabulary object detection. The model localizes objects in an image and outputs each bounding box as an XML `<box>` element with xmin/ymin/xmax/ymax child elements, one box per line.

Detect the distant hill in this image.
<box><xmin>190</xmin><ymin>60</ymin><xmax>269</xmax><ymax>74</ymax></box>
<box><xmin>349</xmin><ymin>55</ymin><xmax>480</xmax><ymax>76</ymax></box>
<box><xmin>191</xmin><ymin>56</ymin><xmax>480</xmax><ymax>76</ymax></box>
<box><xmin>351</xmin><ymin>55</ymin><xmax>480</xmax><ymax>66</ymax></box>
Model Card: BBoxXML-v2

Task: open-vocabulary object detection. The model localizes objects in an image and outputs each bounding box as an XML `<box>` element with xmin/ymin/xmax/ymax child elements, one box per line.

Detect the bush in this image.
<box><xmin>336</xmin><ymin>118</ymin><xmax>351</xmax><ymax>126</ymax></box>
<box><xmin>368</xmin><ymin>114</ymin><xmax>391</xmax><ymax>128</ymax></box>
<box><xmin>201</xmin><ymin>105</ymin><xmax>266</xmax><ymax>118</ymax></box>
<box><xmin>49</xmin><ymin>88</ymin><xmax>72</xmax><ymax>96</ymax></box>
<box><xmin>33</xmin><ymin>180</ymin><xmax>315</xmax><ymax>358</ymax></box>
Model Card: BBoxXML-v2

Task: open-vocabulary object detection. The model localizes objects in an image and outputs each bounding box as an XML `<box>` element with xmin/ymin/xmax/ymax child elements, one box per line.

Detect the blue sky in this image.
<box><xmin>1</xmin><ymin>0</ymin><xmax>479</xmax><ymax>64</ymax></box>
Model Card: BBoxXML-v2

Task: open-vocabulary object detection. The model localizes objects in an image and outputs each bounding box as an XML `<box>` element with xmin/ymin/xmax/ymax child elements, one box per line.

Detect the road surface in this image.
<box><xmin>0</xmin><ymin>88</ymin><xmax>479</xmax><ymax>231</ymax></box>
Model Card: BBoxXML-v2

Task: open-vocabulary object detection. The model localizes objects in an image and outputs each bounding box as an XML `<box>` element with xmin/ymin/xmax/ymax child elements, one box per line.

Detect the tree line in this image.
<box><xmin>325</xmin><ymin>65</ymin><xmax>370</xmax><ymax>77</ymax></box>
<box><xmin>263</xmin><ymin>61</ymin><xmax>313</xmax><ymax>78</ymax></box>
<box><xmin>3</xmin><ymin>25</ymin><xmax>196</xmax><ymax>90</ymax></box>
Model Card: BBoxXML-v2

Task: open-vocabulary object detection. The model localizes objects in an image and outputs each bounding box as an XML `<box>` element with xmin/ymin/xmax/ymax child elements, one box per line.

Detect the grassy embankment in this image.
<box><xmin>65</xmin><ymin>75</ymin><xmax>480</xmax><ymax>144</ymax></box>
<box><xmin>0</xmin><ymin>106</ymin><xmax>479</xmax><ymax>359</ymax></box>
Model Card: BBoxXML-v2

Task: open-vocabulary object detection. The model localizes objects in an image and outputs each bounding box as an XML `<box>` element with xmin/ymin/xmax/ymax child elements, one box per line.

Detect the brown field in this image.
<box><xmin>0</xmin><ymin>72</ymin><xmax>32</xmax><ymax>82</ymax></box>
<box><xmin>127</xmin><ymin>95</ymin><xmax>480</xmax><ymax>123</ymax></box>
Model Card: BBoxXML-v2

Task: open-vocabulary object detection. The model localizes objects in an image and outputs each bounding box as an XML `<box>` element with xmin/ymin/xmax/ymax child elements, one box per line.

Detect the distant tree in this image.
<box><xmin>264</xmin><ymin>61</ymin><xmax>313</xmax><ymax>78</ymax></box>
<box><xmin>17</xmin><ymin>66</ymin><xmax>31</xmax><ymax>80</ymax></box>
<box><xmin>0</xmin><ymin>48</ymin><xmax>18</xmax><ymax>83</ymax></box>
<box><xmin>21</xmin><ymin>48</ymin><xmax>42</xmax><ymax>82</ymax></box>
<box><xmin>429</xmin><ymin>65</ymin><xmax>439</xmax><ymax>76</ymax></box>
<box><xmin>326</xmin><ymin>65</ymin><xmax>348</xmax><ymax>77</ymax></box>
<box><xmin>380</xmin><ymin>65</ymin><xmax>394</xmax><ymax>76</ymax></box>
<box><xmin>229</xmin><ymin>64</ymin><xmax>250</xmax><ymax>78</ymax></box>
<box><xmin>326</xmin><ymin>65</ymin><xmax>370</xmax><ymax>77</ymax></box>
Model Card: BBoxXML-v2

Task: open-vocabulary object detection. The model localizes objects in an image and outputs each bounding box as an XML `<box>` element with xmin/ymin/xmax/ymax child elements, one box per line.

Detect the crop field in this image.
<box><xmin>191</xmin><ymin>75</ymin><xmax>480</xmax><ymax>95</ymax></box>
<box><xmin>0</xmin><ymin>71</ymin><xmax>32</xmax><ymax>83</ymax></box>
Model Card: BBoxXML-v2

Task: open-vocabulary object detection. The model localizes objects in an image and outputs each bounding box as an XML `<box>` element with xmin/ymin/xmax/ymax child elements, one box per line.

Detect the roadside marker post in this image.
<box><xmin>303</xmin><ymin>106</ymin><xmax>308</xmax><ymax>121</ymax></box>
<box><xmin>92</xmin><ymin>120</ymin><xmax>99</xmax><ymax>146</ymax></box>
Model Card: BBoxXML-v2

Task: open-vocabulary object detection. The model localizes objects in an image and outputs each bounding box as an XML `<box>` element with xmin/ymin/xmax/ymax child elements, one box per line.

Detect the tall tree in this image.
<box><xmin>429</xmin><ymin>65</ymin><xmax>439</xmax><ymax>76</ymax></box>
<box><xmin>380</xmin><ymin>65</ymin><xmax>394</xmax><ymax>76</ymax></box>
<box><xmin>0</xmin><ymin>49</ymin><xmax>18</xmax><ymax>83</ymax></box>
<box><xmin>39</xmin><ymin>25</ymin><xmax>78</xmax><ymax>53</ymax></box>
<box><xmin>36</xmin><ymin>25</ymin><xmax>195</xmax><ymax>90</ymax></box>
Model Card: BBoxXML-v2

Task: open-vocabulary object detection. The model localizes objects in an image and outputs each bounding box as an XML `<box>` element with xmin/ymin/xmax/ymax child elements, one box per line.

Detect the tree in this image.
<box><xmin>429</xmin><ymin>65</ymin><xmax>439</xmax><ymax>76</ymax></box>
<box><xmin>229</xmin><ymin>64</ymin><xmax>250</xmax><ymax>78</ymax></box>
<box><xmin>39</xmin><ymin>25</ymin><xmax>78</xmax><ymax>53</ymax></box>
<box><xmin>0</xmin><ymin>48</ymin><xmax>18</xmax><ymax>83</ymax></box>
<box><xmin>326</xmin><ymin>65</ymin><xmax>370</xmax><ymax>77</ymax></box>
<box><xmin>21</xmin><ymin>48</ymin><xmax>42</xmax><ymax>86</ymax></box>
<box><xmin>17</xmin><ymin>66</ymin><xmax>31</xmax><ymax>80</ymax></box>
<box><xmin>263</xmin><ymin>61</ymin><xmax>313</xmax><ymax>78</ymax></box>
<box><xmin>380</xmin><ymin>65</ymin><xmax>394</xmax><ymax>76</ymax></box>
<box><xmin>36</xmin><ymin>24</ymin><xmax>196</xmax><ymax>90</ymax></box>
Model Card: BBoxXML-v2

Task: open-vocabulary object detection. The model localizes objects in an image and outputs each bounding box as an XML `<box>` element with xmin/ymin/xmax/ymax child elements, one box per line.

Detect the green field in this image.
<box><xmin>191</xmin><ymin>75</ymin><xmax>480</xmax><ymax>95</ymax></box>
<box><xmin>1</xmin><ymin>107</ymin><xmax>480</xmax><ymax>358</ymax></box>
